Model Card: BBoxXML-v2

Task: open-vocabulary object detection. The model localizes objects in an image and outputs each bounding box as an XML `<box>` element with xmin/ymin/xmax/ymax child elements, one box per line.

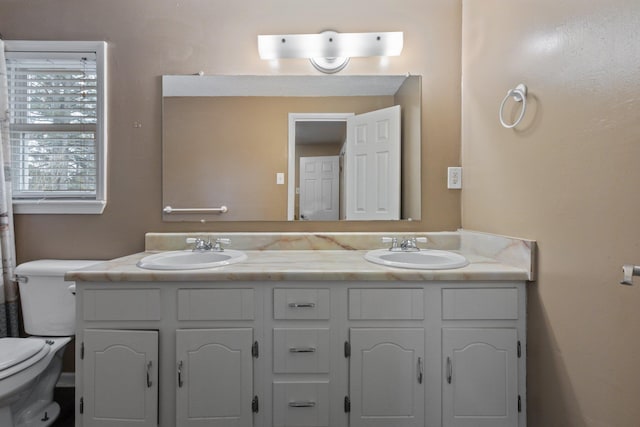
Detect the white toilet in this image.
<box><xmin>0</xmin><ymin>260</ymin><xmax>99</xmax><ymax>427</ymax></box>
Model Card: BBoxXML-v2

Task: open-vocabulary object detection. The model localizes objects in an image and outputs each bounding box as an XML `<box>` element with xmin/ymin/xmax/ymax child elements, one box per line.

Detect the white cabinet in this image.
<box><xmin>176</xmin><ymin>328</ymin><xmax>254</xmax><ymax>427</ymax></box>
<box><xmin>442</xmin><ymin>328</ymin><xmax>519</xmax><ymax>427</ymax></box>
<box><xmin>270</xmin><ymin>288</ymin><xmax>337</xmax><ymax>427</ymax></box>
<box><xmin>349</xmin><ymin>328</ymin><xmax>425</xmax><ymax>427</ymax></box>
<box><xmin>440</xmin><ymin>287</ymin><xmax>524</xmax><ymax>427</ymax></box>
<box><xmin>273</xmin><ymin>328</ymin><xmax>330</xmax><ymax>373</ymax></box>
<box><xmin>81</xmin><ymin>329</ymin><xmax>158</xmax><ymax>427</ymax></box>
<box><xmin>272</xmin><ymin>382</ymin><xmax>330</xmax><ymax>427</ymax></box>
<box><xmin>273</xmin><ymin>288</ymin><xmax>330</xmax><ymax>320</ymax></box>
<box><xmin>346</xmin><ymin>288</ymin><xmax>426</xmax><ymax>427</ymax></box>
<box><xmin>76</xmin><ymin>281</ymin><xmax>526</xmax><ymax>427</ymax></box>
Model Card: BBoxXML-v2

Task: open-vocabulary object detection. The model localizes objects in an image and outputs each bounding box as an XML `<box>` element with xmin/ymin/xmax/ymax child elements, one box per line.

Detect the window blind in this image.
<box><xmin>6</xmin><ymin>52</ymin><xmax>98</xmax><ymax>198</ymax></box>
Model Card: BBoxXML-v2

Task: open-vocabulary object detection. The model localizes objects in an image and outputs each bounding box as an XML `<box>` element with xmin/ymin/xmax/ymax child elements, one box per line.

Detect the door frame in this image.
<box><xmin>287</xmin><ymin>112</ymin><xmax>354</xmax><ymax>220</ymax></box>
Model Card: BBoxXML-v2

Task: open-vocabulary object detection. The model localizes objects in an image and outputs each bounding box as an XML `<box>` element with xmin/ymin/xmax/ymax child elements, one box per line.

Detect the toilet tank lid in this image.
<box><xmin>15</xmin><ymin>259</ymin><xmax>102</xmax><ymax>277</ymax></box>
<box><xmin>0</xmin><ymin>338</ymin><xmax>46</xmax><ymax>372</ymax></box>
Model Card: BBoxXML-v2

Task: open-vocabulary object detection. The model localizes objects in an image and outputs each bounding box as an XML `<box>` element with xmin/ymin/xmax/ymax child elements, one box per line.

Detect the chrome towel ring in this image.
<box><xmin>499</xmin><ymin>83</ymin><xmax>528</xmax><ymax>129</ymax></box>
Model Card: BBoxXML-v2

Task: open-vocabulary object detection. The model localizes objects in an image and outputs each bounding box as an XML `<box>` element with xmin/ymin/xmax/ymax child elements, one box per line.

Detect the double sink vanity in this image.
<box><xmin>67</xmin><ymin>230</ymin><xmax>535</xmax><ymax>427</ymax></box>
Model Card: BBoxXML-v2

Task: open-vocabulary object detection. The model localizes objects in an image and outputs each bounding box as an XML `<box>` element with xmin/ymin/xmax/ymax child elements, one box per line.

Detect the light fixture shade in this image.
<box><xmin>258</xmin><ymin>31</ymin><xmax>404</xmax><ymax>60</ymax></box>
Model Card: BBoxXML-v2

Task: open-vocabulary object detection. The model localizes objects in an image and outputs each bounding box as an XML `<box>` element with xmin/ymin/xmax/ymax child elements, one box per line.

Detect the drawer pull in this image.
<box><xmin>289</xmin><ymin>347</ymin><xmax>317</xmax><ymax>353</ymax></box>
<box><xmin>288</xmin><ymin>302</ymin><xmax>316</xmax><ymax>308</ymax></box>
<box><xmin>288</xmin><ymin>401</ymin><xmax>316</xmax><ymax>408</ymax></box>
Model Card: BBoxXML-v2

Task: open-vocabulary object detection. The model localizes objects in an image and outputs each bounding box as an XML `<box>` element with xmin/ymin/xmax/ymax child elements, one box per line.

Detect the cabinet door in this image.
<box><xmin>349</xmin><ymin>328</ymin><xmax>425</xmax><ymax>427</ymax></box>
<box><xmin>176</xmin><ymin>328</ymin><xmax>253</xmax><ymax>427</ymax></box>
<box><xmin>442</xmin><ymin>328</ymin><xmax>518</xmax><ymax>427</ymax></box>
<box><xmin>82</xmin><ymin>329</ymin><xmax>158</xmax><ymax>427</ymax></box>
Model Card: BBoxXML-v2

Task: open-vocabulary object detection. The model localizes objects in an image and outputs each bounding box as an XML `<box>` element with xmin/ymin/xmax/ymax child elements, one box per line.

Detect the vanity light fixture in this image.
<box><xmin>258</xmin><ymin>30</ymin><xmax>404</xmax><ymax>74</ymax></box>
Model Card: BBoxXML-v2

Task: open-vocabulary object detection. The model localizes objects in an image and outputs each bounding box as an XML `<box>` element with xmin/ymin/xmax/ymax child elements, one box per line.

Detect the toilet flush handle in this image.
<box><xmin>621</xmin><ymin>265</ymin><xmax>640</xmax><ymax>285</ymax></box>
<box><xmin>68</xmin><ymin>284</ymin><xmax>76</xmax><ymax>295</ymax></box>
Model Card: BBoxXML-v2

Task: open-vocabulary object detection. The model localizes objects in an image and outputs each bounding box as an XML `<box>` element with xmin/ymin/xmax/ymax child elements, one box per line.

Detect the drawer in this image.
<box><xmin>273</xmin><ymin>328</ymin><xmax>330</xmax><ymax>373</ymax></box>
<box><xmin>178</xmin><ymin>289</ymin><xmax>254</xmax><ymax>320</ymax></box>
<box><xmin>83</xmin><ymin>289</ymin><xmax>161</xmax><ymax>321</ymax></box>
<box><xmin>273</xmin><ymin>381</ymin><xmax>329</xmax><ymax>427</ymax></box>
<box><xmin>348</xmin><ymin>289</ymin><xmax>424</xmax><ymax>320</ymax></box>
<box><xmin>273</xmin><ymin>289</ymin><xmax>330</xmax><ymax>320</ymax></box>
<box><xmin>442</xmin><ymin>288</ymin><xmax>518</xmax><ymax>320</ymax></box>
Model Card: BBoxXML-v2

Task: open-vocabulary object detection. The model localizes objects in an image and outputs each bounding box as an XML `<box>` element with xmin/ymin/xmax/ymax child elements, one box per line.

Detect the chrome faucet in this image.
<box><xmin>382</xmin><ymin>236</ymin><xmax>428</xmax><ymax>252</ymax></box>
<box><xmin>400</xmin><ymin>237</ymin><xmax>420</xmax><ymax>251</ymax></box>
<box><xmin>186</xmin><ymin>237</ymin><xmax>232</xmax><ymax>252</ymax></box>
<box><xmin>186</xmin><ymin>237</ymin><xmax>214</xmax><ymax>251</ymax></box>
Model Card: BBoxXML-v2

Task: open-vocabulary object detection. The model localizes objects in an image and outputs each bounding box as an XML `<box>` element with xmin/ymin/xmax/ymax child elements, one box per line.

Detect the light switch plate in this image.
<box><xmin>447</xmin><ymin>167</ymin><xmax>462</xmax><ymax>189</ymax></box>
<box><xmin>276</xmin><ymin>172</ymin><xmax>285</xmax><ymax>185</ymax></box>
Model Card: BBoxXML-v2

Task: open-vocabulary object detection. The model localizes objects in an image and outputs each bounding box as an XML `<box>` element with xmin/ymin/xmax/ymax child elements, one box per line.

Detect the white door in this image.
<box><xmin>442</xmin><ymin>328</ymin><xmax>519</xmax><ymax>427</ymax></box>
<box><xmin>345</xmin><ymin>105</ymin><xmax>401</xmax><ymax>220</ymax></box>
<box><xmin>349</xmin><ymin>328</ymin><xmax>425</xmax><ymax>427</ymax></box>
<box><xmin>82</xmin><ymin>329</ymin><xmax>158</xmax><ymax>427</ymax></box>
<box><xmin>176</xmin><ymin>328</ymin><xmax>254</xmax><ymax>427</ymax></box>
<box><xmin>299</xmin><ymin>156</ymin><xmax>340</xmax><ymax>221</ymax></box>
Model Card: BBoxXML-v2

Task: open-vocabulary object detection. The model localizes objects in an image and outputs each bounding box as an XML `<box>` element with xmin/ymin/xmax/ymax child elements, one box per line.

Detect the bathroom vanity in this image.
<box><xmin>67</xmin><ymin>231</ymin><xmax>535</xmax><ymax>427</ymax></box>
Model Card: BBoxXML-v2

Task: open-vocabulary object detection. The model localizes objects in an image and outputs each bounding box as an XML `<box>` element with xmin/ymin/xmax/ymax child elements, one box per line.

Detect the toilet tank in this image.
<box><xmin>15</xmin><ymin>260</ymin><xmax>101</xmax><ymax>336</ymax></box>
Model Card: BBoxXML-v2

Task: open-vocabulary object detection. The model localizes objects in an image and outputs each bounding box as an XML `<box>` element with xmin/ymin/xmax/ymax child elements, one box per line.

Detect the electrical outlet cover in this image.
<box><xmin>447</xmin><ymin>167</ymin><xmax>462</xmax><ymax>189</ymax></box>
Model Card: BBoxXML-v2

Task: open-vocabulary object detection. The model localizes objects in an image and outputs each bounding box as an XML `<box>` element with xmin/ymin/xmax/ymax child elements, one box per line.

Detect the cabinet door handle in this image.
<box><xmin>288</xmin><ymin>401</ymin><xmax>316</xmax><ymax>408</ymax></box>
<box><xmin>417</xmin><ymin>357</ymin><xmax>423</xmax><ymax>384</ymax></box>
<box><xmin>446</xmin><ymin>356</ymin><xmax>452</xmax><ymax>384</ymax></box>
<box><xmin>288</xmin><ymin>302</ymin><xmax>316</xmax><ymax>308</ymax></box>
<box><xmin>289</xmin><ymin>347</ymin><xmax>317</xmax><ymax>353</ymax></box>
<box><xmin>177</xmin><ymin>360</ymin><xmax>184</xmax><ymax>388</ymax></box>
<box><xmin>146</xmin><ymin>361</ymin><xmax>153</xmax><ymax>388</ymax></box>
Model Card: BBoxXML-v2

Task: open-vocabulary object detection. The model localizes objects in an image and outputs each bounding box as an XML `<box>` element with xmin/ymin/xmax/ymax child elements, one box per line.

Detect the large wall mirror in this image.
<box><xmin>162</xmin><ymin>75</ymin><xmax>421</xmax><ymax>222</ymax></box>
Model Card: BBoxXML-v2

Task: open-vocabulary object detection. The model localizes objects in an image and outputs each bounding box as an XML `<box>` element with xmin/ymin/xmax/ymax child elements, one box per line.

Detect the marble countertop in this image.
<box><xmin>66</xmin><ymin>231</ymin><xmax>535</xmax><ymax>283</ymax></box>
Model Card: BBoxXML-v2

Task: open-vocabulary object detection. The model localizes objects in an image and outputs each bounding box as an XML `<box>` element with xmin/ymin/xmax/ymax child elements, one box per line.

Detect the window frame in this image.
<box><xmin>4</xmin><ymin>40</ymin><xmax>108</xmax><ymax>214</ymax></box>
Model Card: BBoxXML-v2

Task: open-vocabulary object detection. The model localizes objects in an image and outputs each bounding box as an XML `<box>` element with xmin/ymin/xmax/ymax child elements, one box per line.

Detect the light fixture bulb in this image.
<box><xmin>258</xmin><ymin>30</ymin><xmax>403</xmax><ymax>73</ymax></box>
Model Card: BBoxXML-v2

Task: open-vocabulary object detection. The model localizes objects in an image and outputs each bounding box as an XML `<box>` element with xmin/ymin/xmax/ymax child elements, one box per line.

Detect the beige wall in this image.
<box><xmin>461</xmin><ymin>1</ymin><xmax>640</xmax><ymax>426</ymax></box>
<box><xmin>0</xmin><ymin>0</ymin><xmax>462</xmax><ymax>262</ymax></box>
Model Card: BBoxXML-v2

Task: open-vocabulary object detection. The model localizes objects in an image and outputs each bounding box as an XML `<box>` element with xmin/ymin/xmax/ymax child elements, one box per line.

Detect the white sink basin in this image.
<box><xmin>137</xmin><ymin>249</ymin><xmax>247</xmax><ymax>270</ymax></box>
<box><xmin>364</xmin><ymin>249</ymin><xmax>469</xmax><ymax>270</ymax></box>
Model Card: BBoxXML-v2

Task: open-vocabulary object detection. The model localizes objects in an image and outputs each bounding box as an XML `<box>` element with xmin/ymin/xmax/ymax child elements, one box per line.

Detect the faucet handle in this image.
<box><xmin>213</xmin><ymin>238</ymin><xmax>231</xmax><ymax>251</ymax></box>
<box><xmin>382</xmin><ymin>236</ymin><xmax>399</xmax><ymax>250</ymax></box>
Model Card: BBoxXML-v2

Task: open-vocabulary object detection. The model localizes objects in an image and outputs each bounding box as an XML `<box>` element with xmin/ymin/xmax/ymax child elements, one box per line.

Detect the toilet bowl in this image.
<box><xmin>0</xmin><ymin>336</ymin><xmax>70</xmax><ymax>426</ymax></box>
<box><xmin>0</xmin><ymin>260</ymin><xmax>100</xmax><ymax>427</ymax></box>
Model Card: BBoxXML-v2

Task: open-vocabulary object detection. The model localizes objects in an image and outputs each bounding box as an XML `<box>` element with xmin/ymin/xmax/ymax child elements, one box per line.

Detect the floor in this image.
<box><xmin>52</xmin><ymin>387</ymin><xmax>74</xmax><ymax>427</ymax></box>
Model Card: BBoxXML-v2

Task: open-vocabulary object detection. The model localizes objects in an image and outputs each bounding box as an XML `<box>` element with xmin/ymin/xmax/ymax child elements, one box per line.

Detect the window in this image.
<box><xmin>4</xmin><ymin>41</ymin><xmax>107</xmax><ymax>214</ymax></box>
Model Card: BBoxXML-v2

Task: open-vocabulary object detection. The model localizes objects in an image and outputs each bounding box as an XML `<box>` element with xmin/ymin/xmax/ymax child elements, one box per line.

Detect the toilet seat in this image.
<box><xmin>0</xmin><ymin>338</ymin><xmax>50</xmax><ymax>381</ymax></box>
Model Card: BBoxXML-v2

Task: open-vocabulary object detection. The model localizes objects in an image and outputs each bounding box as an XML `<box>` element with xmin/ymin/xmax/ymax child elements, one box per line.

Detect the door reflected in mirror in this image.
<box><xmin>290</xmin><ymin>106</ymin><xmax>401</xmax><ymax>221</ymax></box>
<box><xmin>298</xmin><ymin>154</ymin><xmax>341</xmax><ymax>221</ymax></box>
<box><xmin>162</xmin><ymin>75</ymin><xmax>421</xmax><ymax>222</ymax></box>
